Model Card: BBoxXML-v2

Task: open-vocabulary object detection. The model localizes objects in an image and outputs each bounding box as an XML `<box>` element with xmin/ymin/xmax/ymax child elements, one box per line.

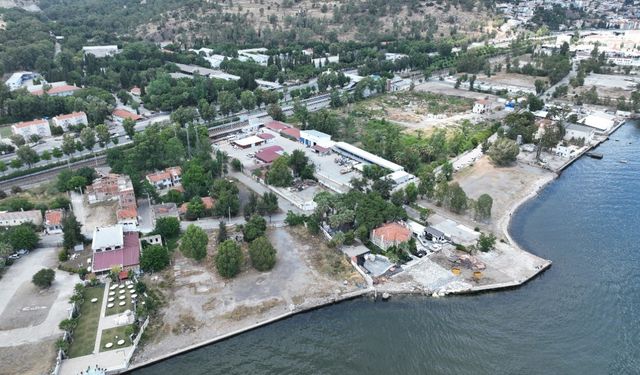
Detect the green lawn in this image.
<box><xmin>0</xmin><ymin>126</ymin><xmax>12</xmax><ymax>138</ymax></box>
<box><xmin>99</xmin><ymin>325</ymin><xmax>133</xmax><ymax>352</ymax></box>
<box><xmin>105</xmin><ymin>285</ymin><xmax>135</xmax><ymax>316</ymax></box>
<box><xmin>67</xmin><ymin>286</ymin><xmax>104</xmax><ymax>358</ymax></box>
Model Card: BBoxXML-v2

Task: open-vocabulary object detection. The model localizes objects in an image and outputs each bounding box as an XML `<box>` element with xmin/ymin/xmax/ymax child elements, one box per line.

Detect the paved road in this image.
<box><xmin>0</xmin><ymin>234</ymin><xmax>76</xmax><ymax>347</ymax></box>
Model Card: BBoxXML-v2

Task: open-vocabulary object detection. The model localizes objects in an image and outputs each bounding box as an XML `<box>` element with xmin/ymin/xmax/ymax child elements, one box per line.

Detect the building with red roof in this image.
<box><xmin>44</xmin><ymin>209</ymin><xmax>64</xmax><ymax>234</ymax></box>
<box><xmin>255</xmin><ymin>145</ymin><xmax>284</xmax><ymax>163</ymax></box>
<box><xmin>11</xmin><ymin>118</ymin><xmax>51</xmax><ymax>138</ymax></box>
<box><xmin>112</xmin><ymin>108</ymin><xmax>143</xmax><ymax>124</ymax></box>
<box><xmin>29</xmin><ymin>82</ymin><xmax>80</xmax><ymax>97</ymax></box>
<box><xmin>264</xmin><ymin>120</ymin><xmax>289</xmax><ymax>131</ymax></box>
<box><xmin>281</xmin><ymin>127</ymin><xmax>301</xmax><ymax>140</ymax></box>
<box><xmin>52</xmin><ymin>111</ymin><xmax>88</xmax><ymax>130</ymax></box>
<box><xmin>146</xmin><ymin>166</ymin><xmax>182</xmax><ymax>190</ymax></box>
<box><xmin>371</xmin><ymin>222</ymin><xmax>412</xmax><ymax>250</ymax></box>
<box><xmin>91</xmin><ymin>225</ymin><xmax>140</xmax><ymax>273</ymax></box>
<box><xmin>116</xmin><ymin>206</ymin><xmax>138</xmax><ymax>232</ymax></box>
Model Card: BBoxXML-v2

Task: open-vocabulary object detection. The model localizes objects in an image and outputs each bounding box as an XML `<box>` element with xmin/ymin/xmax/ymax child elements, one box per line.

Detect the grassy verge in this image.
<box><xmin>99</xmin><ymin>325</ymin><xmax>133</xmax><ymax>352</ymax></box>
<box><xmin>67</xmin><ymin>286</ymin><xmax>104</xmax><ymax>358</ymax></box>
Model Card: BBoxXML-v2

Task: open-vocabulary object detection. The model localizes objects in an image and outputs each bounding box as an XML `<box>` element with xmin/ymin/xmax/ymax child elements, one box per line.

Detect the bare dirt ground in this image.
<box><xmin>0</xmin><ymin>338</ymin><xmax>57</xmax><ymax>375</ymax></box>
<box><xmin>452</xmin><ymin>156</ymin><xmax>555</xmax><ymax>233</ymax></box>
<box><xmin>132</xmin><ymin>226</ymin><xmax>364</xmax><ymax>364</ymax></box>
<box><xmin>476</xmin><ymin>71</ymin><xmax>546</xmax><ymax>90</ymax></box>
<box><xmin>70</xmin><ymin>192</ymin><xmax>117</xmax><ymax>238</ymax></box>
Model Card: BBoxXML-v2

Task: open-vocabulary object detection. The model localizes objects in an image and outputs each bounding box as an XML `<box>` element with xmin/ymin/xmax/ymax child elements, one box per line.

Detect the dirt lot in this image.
<box><xmin>0</xmin><ymin>338</ymin><xmax>57</xmax><ymax>375</ymax></box>
<box><xmin>476</xmin><ymin>71</ymin><xmax>546</xmax><ymax>91</ymax></box>
<box><xmin>70</xmin><ymin>192</ymin><xmax>117</xmax><ymax>238</ymax></box>
<box><xmin>453</xmin><ymin>156</ymin><xmax>555</xmax><ymax>232</ymax></box>
<box><xmin>133</xmin><ymin>226</ymin><xmax>364</xmax><ymax>364</ymax></box>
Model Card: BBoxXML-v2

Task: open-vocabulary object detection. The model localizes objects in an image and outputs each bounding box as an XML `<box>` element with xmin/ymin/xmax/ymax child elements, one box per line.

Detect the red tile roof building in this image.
<box><xmin>112</xmin><ymin>108</ymin><xmax>142</xmax><ymax>123</ymax></box>
<box><xmin>92</xmin><ymin>228</ymin><xmax>141</xmax><ymax>273</ymax></box>
<box><xmin>30</xmin><ymin>84</ymin><xmax>80</xmax><ymax>97</ymax></box>
<box><xmin>52</xmin><ymin>111</ymin><xmax>88</xmax><ymax>130</ymax></box>
<box><xmin>11</xmin><ymin>118</ymin><xmax>51</xmax><ymax>138</ymax></box>
<box><xmin>146</xmin><ymin>166</ymin><xmax>182</xmax><ymax>190</ymax></box>
<box><xmin>44</xmin><ymin>209</ymin><xmax>64</xmax><ymax>234</ymax></box>
<box><xmin>255</xmin><ymin>145</ymin><xmax>284</xmax><ymax>163</ymax></box>
<box><xmin>371</xmin><ymin>222</ymin><xmax>412</xmax><ymax>250</ymax></box>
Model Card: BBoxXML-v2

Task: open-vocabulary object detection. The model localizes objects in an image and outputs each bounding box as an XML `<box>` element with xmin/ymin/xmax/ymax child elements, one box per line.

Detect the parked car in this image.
<box><xmin>16</xmin><ymin>249</ymin><xmax>29</xmax><ymax>256</ymax></box>
<box><xmin>8</xmin><ymin>253</ymin><xmax>20</xmax><ymax>260</ymax></box>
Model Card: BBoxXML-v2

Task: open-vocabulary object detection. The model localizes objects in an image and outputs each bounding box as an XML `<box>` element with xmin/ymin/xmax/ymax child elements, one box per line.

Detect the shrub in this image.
<box><xmin>32</xmin><ymin>268</ymin><xmax>55</xmax><ymax>288</ymax></box>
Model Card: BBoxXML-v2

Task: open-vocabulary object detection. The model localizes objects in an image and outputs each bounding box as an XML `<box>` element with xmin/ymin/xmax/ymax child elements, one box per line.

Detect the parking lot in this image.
<box><xmin>217</xmin><ymin>128</ymin><xmax>364</xmax><ymax>209</ymax></box>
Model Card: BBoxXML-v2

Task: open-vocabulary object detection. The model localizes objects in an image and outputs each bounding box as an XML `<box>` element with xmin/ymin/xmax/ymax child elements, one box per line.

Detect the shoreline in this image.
<box><xmin>124</xmin><ymin>121</ymin><xmax>631</xmax><ymax>374</ymax></box>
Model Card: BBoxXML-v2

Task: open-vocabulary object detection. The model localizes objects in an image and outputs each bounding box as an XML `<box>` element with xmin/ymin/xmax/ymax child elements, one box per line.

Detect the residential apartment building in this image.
<box><xmin>11</xmin><ymin>119</ymin><xmax>52</xmax><ymax>138</ymax></box>
<box><xmin>145</xmin><ymin>167</ymin><xmax>182</xmax><ymax>190</ymax></box>
<box><xmin>0</xmin><ymin>210</ymin><xmax>43</xmax><ymax>227</ymax></box>
<box><xmin>52</xmin><ymin>112</ymin><xmax>88</xmax><ymax>130</ymax></box>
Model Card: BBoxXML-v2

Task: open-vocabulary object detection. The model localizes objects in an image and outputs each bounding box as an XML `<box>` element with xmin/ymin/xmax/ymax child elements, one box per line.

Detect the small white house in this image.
<box><xmin>473</xmin><ymin>99</ymin><xmax>490</xmax><ymax>114</ymax></box>
<box><xmin>300</xmin><ymin>130</ymin><xmax>333</xmax><ymax>148</ymax></box>
<box><xmin>82</xmin><ymin>45</ymin><xmax>119</xmax><ymax>58</ymax></box>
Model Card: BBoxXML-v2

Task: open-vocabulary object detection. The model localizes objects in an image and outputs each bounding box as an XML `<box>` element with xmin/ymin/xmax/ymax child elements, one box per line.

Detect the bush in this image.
<box><xmin>32</xmin><ymin>268</ymin><xmax>55</xmax><ymax>288</ymax></box>
<box><xmin>58</xmin><ymin>249</ymin><xmax>69</xmax><ymax>262</ymax></box>
<box><xmin>215</xmin><ymin>240</ymin><xmax>243</xmax><ymax>278</ymax></box>
<box><xmin>487</xmin><ymin>138</ymin><xmax>520</xmax><ymax>166</ymax></box>
<box><xmin>284</xmin><ymin>211</ymin><xmax>306</xmax><ymax>226</ymax></box>
<box><xmin>248</xmin><ymin>236</ymin><xmax>276</xmax><ymax>271</ymax></box>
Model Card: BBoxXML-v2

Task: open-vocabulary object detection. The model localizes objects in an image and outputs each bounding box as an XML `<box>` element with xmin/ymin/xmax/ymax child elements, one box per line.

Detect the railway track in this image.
<box><xmin>0</xmin><ymin>155</ymin><xmax>108</xmax><ymax>191</ymax></box>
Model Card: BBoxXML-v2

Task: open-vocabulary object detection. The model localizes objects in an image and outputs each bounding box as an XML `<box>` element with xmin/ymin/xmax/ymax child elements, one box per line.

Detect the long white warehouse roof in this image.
<box><xmin>333</xmin><ymin>142</ymin><xmax>403</xmax><ymax>172</ymax></box>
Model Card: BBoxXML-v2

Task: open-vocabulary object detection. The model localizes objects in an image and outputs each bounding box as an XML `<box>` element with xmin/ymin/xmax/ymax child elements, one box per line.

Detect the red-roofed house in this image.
<box><xmin>91</xmin><ymin>225</ymin><xmax>140</xmax><ymax>273</ymax></box>
<box><xmin>264</xmin><ymin>120</ymin><xmax>289</xmax><ymax>132</ymax></box>
<box><xmin>11</xmin><ymin>119</ymin><xmax>51</xmax><ymax>138</ymax></box>
<box><xmin>112</xmin><ymin>108</ymin><xmax>143</xmax><ymax>124</ymax></box>
<box><xmin>257</xmin><ymin>133</ymin><xmax>275</xmax><ymax>140</ymax></box>
<box><xmin>371</xmin><ymin>222</ymin><xmax>412</xmax><ymax>250</ymax></box>
<box><xmin>255</xmin><ymin>145</ymin><xmax>284</xmax><ymax>163</ymax></box>
<box><xmin>29</xmin><ymin>82</ymin><xmax>81</xmax><ymax>97</ymax></box>
<box><xmin>146</xmin><ymin>166</ymin><xmax>182</xmax><ymax>190</ymax></box>
<box><xmin>86</xmin><ymin>173</ymin><xmax>136</xmax><ymax>209</ymax></box>
<box><xmin>44</xmin><ymin>209</ymin><xmax>64</xmax><ymax>234</ymax></box>
<box><xmin>117</xmin><ymin>206</ymin><xmax>138</xmax><ymax>232</ymax></box>
<box><xmin>52</xmin><ymin>112</ymin><xmax>88</xmax><ymax>130</ymax></box>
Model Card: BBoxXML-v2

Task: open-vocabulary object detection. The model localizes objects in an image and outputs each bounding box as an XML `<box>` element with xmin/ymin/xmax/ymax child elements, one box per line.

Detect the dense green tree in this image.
<box><xmin>9</xmin><ymin>224</ymin><xmax>39</xmax><ymax>250</ymax></box>
<box><xmin>123</xmin><ymin>118</ymin><xmax>136</xmax><ymax>139</ymax></box>
<box><xmin>180</xmin><ymin>224</ymin><xmax>209</xmax><ymax>261</ymax></box>
<box><xmin>243</xmin><ymin>214</ymin><xmax>267</xmax><ymax>242</ymax></box>
<box><xmin>475</xmin><ymin>194</ymin><xmax>493</xmax><ymax>222</ymax></box>
<box><xmin>186</xmin><ymin>196</ymin><xmax>206</xmax><ymax>220</ymax></box>
<box><xmin>448</xmin><ymin>183</ymin><xmax>468</xmax><ymax>214</ymax></box>
<box><xmin>215</xmin><ymin>240</ymin><xmax>243</xmax><ymax>278</ymax></box>
<box><xmin>140</xmin><ymin>245</ymin><xmax>170</xmax><ymax>272</ymax></box>
<box><xmin>487</xmin><ymin>138</ymin><xmax>520</xmax><ymax>166</ymax></box>
<box><xmin>240</xmin><ymin>91</ymin><xmax>256</xmax><ymax>111</ymax></box>
<box><xmin>248</xmin><ymin>236</ymin><xmax>277</xmax><ymax>271</ymax></box>
<box><xmin>267</xmin><ymin>103</ymin><xmax>285</xmax><ymax>121</ymax></box>
<box><xmin>16</xmin><ymin>146</ymin><xmax>39</xmax><ymax>168</ymax></box>
<box><xmin>154</xmin><ymin>217</ymin><xmax>181</xmax><ymax>239</ymax></box>
<box><xmin>257</xmin><ymin>192</ymin><xmax>278</xmax><ymax>217</ymax></box>
<box><xmin>62</xmin><ymin>213</ymin><xmax>82</xmax><ymax>250</ymax></box>
<box><xmin>266</xmin><ymin>156</ymin><xmax>293</xmax><ymax>187</ymax></box>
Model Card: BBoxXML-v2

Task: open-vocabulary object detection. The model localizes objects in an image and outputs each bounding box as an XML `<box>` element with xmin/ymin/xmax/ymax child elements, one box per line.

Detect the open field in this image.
<box><xmin>132</xmin><ymin>226</ymin><xmax>364</xmax><ymax>365</ymax></box>
<box><xmin>67</xmin><ymin>286</ymin><xmax>104</xmax><ymax>358</ymax></box>
<box><xmin>0</xmin><ymin>338</ymin><xmax>57</xmax><ymax>375</ymax></box>
<box><xmin>453</xmin><ymin>156</ymin><xmax>554</xmax><ymax>233</ymax></box>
